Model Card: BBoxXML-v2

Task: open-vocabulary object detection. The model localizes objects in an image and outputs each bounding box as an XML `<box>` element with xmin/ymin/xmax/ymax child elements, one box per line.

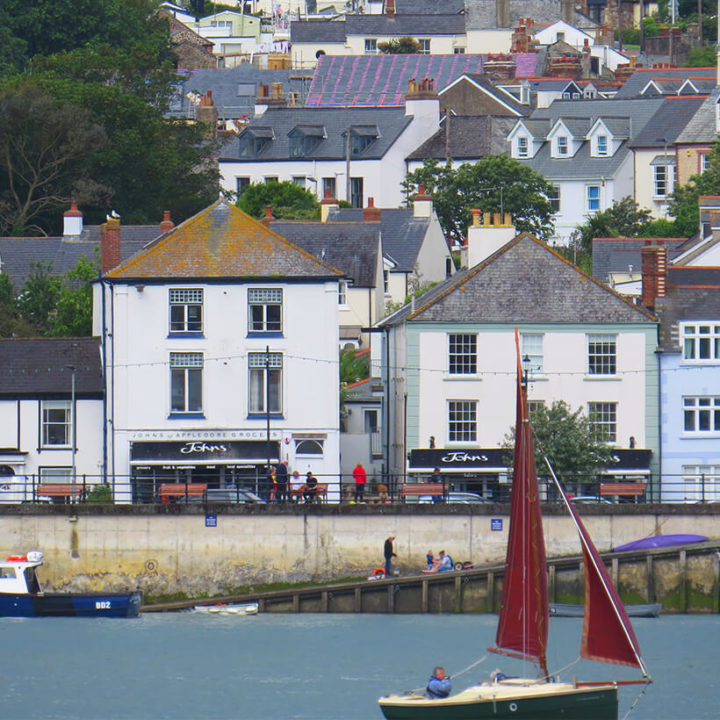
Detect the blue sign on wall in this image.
<box><xmin>205</xmin><ymin>514</ymin><xmax>217</xmax><ymax>528</ymax></box>
<box><xmin>490</xmin><ymin>518</ymin><xmax>503</xmax><ymax>532</ymax></box>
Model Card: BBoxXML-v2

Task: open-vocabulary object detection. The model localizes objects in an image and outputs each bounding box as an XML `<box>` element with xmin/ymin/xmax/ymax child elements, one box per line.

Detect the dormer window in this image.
<box><xmin>556</xmin><ymin>136</ymin><xmax>568</xmax><ymax>156</ymax></box>
<box><xmin>597</xmin><ymin>135</ymin><xmax>608</xmax><ymax>156</ymax></box>
<box><xmin>238</xmin><ymin>127</ymin><xmax>273</xmax><ymax>158</ymax></box>
<box><xmin>344</xmin><ymin>126</ymin><xmax>379</xmax><ymax>157</ymax></box>
<box><xmin>517</xmin><ymin>136</ymin><xmax>529</xmax><ymax>157</ymax></box>
<box><xmin>288</xmin><ymin>125</ymin><xmax>325</xmax><ymax>157</ymax></box>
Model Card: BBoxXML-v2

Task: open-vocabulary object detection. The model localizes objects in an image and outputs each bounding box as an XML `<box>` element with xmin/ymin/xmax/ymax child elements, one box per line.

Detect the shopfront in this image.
<box><xmin>130</xmin><ymin>439</ymin><xmax>280</xmax><ymax>503</ymax></box>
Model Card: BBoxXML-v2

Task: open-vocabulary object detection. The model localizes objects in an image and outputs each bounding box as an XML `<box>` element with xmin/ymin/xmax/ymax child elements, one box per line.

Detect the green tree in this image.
<box><xmin>16</xmin><ymin>262</ymin><xmax>61</xmax><ymax>334</ymax></box>
<box><xmin>50</xmin><ymin>255</ymin><xmax>97</xmax><ymax>336</ymax></box>
<box><xmin>573</xmin><ymin>197</ymin><xmax>653</xmax><ymax>252</ymax></box>
<box><xmin>504</xmin><ymin>400</ymin><xmax>614</xmax><ymax>483</ymax></box>
<box><xmin>378</xmin><ymin>37</ymin><xmax>420</xmax><ymax>54</ymax></box>
<box><xmin>236</xmin><ymin>181</ymin><xmax>320</xmax><ymax>220</ymax></box>
<box><xmin>403</xmin><ymin>157</ymin><xmax>555</xmax><ymax>244</ymax></box>
<box><xmin>685</xmin><ymin>46</ymin><xmax>717</xmax><ymax>67</ymax></box>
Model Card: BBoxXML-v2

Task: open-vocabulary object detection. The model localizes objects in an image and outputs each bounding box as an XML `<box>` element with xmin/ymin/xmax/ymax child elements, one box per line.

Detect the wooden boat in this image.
<box><xmin>550</xmin><ymin>602</ymin><xmax>662</xmax><ymax>618</ymax></box>
<box><xmin>192</xmin><ymin>602</ymin><xmax>259</xmax><ymax>616</ymax></box>
<box><xmin>378</xmin><ymin>332</ymin><xmax>652</xmax><ymax>720</ymax></box>
<box><xmin>0</xmin><ymin>551</ymin><xmax>142</xmax><ymax>618</ymax></box>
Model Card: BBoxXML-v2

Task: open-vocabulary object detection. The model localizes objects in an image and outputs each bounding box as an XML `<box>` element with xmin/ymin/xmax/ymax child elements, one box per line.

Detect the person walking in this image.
<box><xmin>275</xmin><ymin>459</ymin><xmax>288</xmax><ymax>503</ymax></box>
<box><xmin>353</xmin><ymin>461</ymin><xmax>367</xmax><ymax>502</ymax></box>
<box><xmin>384</xmin><ymin>535</ymin><xmax>397</xmax><ymax>577</ymax></box>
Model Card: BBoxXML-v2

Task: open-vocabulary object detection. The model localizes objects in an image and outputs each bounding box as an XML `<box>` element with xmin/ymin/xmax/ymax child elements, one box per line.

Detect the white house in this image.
<box><xmin>94</xmin><ymin>201</ymin><xmax>344</xmax><ymax>502</ymax></box>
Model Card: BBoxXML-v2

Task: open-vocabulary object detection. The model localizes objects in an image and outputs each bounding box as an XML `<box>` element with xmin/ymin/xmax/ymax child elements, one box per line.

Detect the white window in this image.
<box><xmin>383</xmin><ymin>269</ymin><xmax>390</xmax><ymax>295</ymax></box>
<box><xmin>41</xmin><ymin>401</ymin><xmax>71</xmax><ymax>446</ymax></box>
<box><xmin>364</xmin><ymin>38</ymin><xmax>377</xmax><ymax>54</ymax></box>
<box><xmin>169</xmin><ymin>288</ymin><xmax>203</xmax><ymax>333</ymax></box>
<box><xmin>39</xmin><ymin>467</ymin><xmax>73</xmax><ymax>482</ymax></box>
<box><xmin>548</xmin><ymin>185</ymin><xmax>560</xmax><ymax>213</ymax></box>
<box><xmin>683</xmin><ymin>323</ymin><xmax>720</xmax><ymax>361</ymax></box>
<box><xmin>248</xmin><ymin>288</ymin><xmax>282</xmax><ymax>333</ymax></box>
<box><xmin>322</xmin><ymin>177</ymin><xmax>336</xmax><ymax>198</ymax></box>
<box><xmin>683</xmin><ymin>397</ymin><xmax>720</xmax><ymax>432</ymax></box>
<box><xmin>338</xmin><ymin>280</ymin><xmax>347</xmax><ymax>306</ymax></box>
<box><xmin>453</xmin><ymin>47</ymin><xmax>466</xmax><ymax>54</ymax></box>
<box><xmin>292</xmin><ymin>176</ymin><xmax>306</xmax><ymax>187</ymax></box>
<box><xmin>556</xmin><ymin>136</ymin><xmax>568</xmax><ymax>156</ymax></box>
<box><xmin>418</xmin><ymin>39</ymin><xmax>431</xmax><ymax>54</ymax></box>
<box><xmin>587</xmin><ymin>334</ymin><xmax>616</xmax><ymax>375</ymax></box>
<box><xmin>588</xmin><ymin>402</ymin><xmax>617</xmax><ymax>442</ymax></box>
<box><xmin>700</xmin><ymin>153</ymin><xmax>710</xmax><ymax>173</ymax></box>
<box><xmin>654</xmin><ymin>165</ymin><xmax>672</xmax><ymax>197</ymax></box>
<box><xmin>586</xmin><ymin>185</ymin><xmax>600</xmax><ymax>211</ymax></box>
<box><xmin>597</xmin><ymin>135</ymin><xmax>608</xmax><ymax>156</ymax></box>
<box><xmin>249</xmin><ymin>352</ymin><xmax>282</xmax><ymax>414</ymax></box>
<box><xmin>448</xmin><ymin>334</ymin><xmax>477</xmax><ymax>375</ymax></box>
<box><xmin>448</xmin><ymin>400</ymin><xmax>477</xmax><ymax>442</ymax></box>
<box><xmin>517</xmin><ymin>136</ymin><xmax>529</xmax><ymax>158</ymax></box>
<box><xmin>295</xmin><ymin>438</ymin><xmax>323</xmax><ymax>455</ymax></box>
<box><xmin>170</xmin><ymin>353</ymin><xmax>203</xmax><ymax>413</ymax></box>
<box><xmin>521</xmin><ymin>333</ymin><xmax>544</xmax><ymax>375</ymax></box>
<box><xmin>682</xmin><ymin>465</ymin><xmax>720</xmax><ymax>501</ymax></box>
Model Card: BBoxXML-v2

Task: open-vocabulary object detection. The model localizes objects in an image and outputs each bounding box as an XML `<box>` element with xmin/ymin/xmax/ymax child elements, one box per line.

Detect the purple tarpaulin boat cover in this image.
<box><xmin>613</xmin><ymin>534</ymin><xmax>707</xmax><ymax>552</ymax></box>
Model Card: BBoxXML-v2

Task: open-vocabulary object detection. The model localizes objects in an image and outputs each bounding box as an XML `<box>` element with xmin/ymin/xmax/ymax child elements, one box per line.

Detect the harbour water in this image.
<box><xmin>1</xmin><ymin>612</ymin><xmax>718</xmax><ymax>720</ymax></box>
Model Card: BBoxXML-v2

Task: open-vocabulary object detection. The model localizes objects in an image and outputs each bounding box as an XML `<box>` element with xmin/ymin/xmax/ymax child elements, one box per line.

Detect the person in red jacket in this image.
<box><xmin>352</xmin><ymin>461</ymin><xmax>367</xmax><ymax>502</ymax></box>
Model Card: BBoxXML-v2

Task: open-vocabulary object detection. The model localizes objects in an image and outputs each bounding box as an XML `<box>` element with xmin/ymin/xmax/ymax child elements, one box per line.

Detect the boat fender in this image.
<box><xmin>372</xmin><ymin>567</ymin><xmax>386</xmax><ymax>578</ymax></box>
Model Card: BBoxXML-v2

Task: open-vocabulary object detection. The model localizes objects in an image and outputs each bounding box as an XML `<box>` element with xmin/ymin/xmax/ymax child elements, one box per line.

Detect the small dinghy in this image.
<box><xmin>192</xmin><ymin>602</ymin><xmax>259</xmax><ymax>616</ymax></box>
<box><xmin>550</xmin><ymin>602</ymin><xmax>662</xmax><ymax>618</ymax></box>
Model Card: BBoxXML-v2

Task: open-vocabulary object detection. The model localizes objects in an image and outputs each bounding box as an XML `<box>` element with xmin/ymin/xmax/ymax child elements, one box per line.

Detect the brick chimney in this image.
<box><xmin>412</xmin><ymin>184</ymin><xmax>433</xmax><ymax>218</ymax></box>
<box><xmin>363</xmin><ymin>197</ymin><xmax>381</xmax><ymax>222</ymax></box>
<box><xmin>385</xmin><ymin>0</ymin><xmax>395</xmax><ymax>19</ymax></box>
<box><xmin>641</xmin><ymin>245</ymin><xmax>667</xmax><ymax>309</ymax></box>
<box><xmin>101</xmin><ymin>218</ymin><xmax>122</xmax><ymax>274</ymax></box>
<box><xmin>196</xmin><ymin>90</ymin><xmax>218</xmax><ymax>136</ymax></box>
<box><xmin>63</xmin><ymin>202</ymin><xmax>83</xmax><ymax>236</ymax></box>
<box><xmin>261</xmin><ymin>205</ymin><xmax>276</xmax><ymax>227</ymax></box>
<box><xmin>160</xmin><ymin>210</ymin><xmax>174</xmax><ymax>234</ymax></box>
<box><xmin>320</xmin><ymin>188</ymin><xmax>339</xmax><ymax>223</ymax></box>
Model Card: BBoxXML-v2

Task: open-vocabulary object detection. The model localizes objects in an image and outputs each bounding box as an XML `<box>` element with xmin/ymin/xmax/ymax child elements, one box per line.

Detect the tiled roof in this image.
<box><xmin>629</xmin><ymin>96</ymin><xmax>706</xmax><ymax>148</ymax></box>
<box><xmin>381</xmin><ymin>233</ymin><xmax>654</xmax><ymax>325</ymax></box>
<box><xmin>406</xmin><ymin>115</ymin><xmax>518</xmax><ymax>160</ymax></box>
<box><xmin>270</xmin><ymin>221</ymin><xmax>380</xmax><ymax>287</ymax></box>
<box><xmin>613</xmin><ymin>67</ymin><xmax>715</xmax><ymax>99</ymax></box>
<box><xmin>675</xmin><ymin>87</ymin><xmax>720</xmax><ymax>145</ymax></box>
<box><xmin>326</xmin><ymin>208</ymin><xmax>429</xmax><ymax>271</ymax></box>
<box><xmin>104</xmin><ymin>201</ymin><xmax>344</xmax><ymax>281</ymax></box>
<box><xmin>591</xmin><ymin>237</ymin><xmax>687</xmax><ymax>284</ymax></box>
<box><xmin>0</xmin><ymin>337</ymin><xmax>103</xmax><ymax>397</ymax></box>
<box><xmin>305</xmin><ymin>54</ymin><xmax>540</xmax><ymax>107</ymax></box>
<box><xmin>218</xmin><ymin>106</ymin><xmax>411</xmax><ymax>161</ymax></box>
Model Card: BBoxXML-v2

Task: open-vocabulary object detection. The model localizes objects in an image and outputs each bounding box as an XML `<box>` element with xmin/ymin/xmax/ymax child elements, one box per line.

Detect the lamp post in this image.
<box><xmin>265</xmin><ymin>345</ymin><xmax>271</xmax><ymax>499</ymax></box>
<box><xmin>68</xmin><ymin>365</ymin><xmax>77</xmax><ymax>503</ymax></box>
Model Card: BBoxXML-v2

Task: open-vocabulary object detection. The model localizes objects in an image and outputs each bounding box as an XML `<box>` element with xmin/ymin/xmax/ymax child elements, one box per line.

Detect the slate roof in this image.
<box><xmin>406</xmin><ymin>115</ymin><xmax>518</xmax><ymax>160</ymax></box>
<box><xmin>517</xmin><ymin>98</ymin><xmax>664</xmax><ymax>179</ymax></box>
<box><xmin>676</xmin><ymin>87</ymin><xmax>720</xmax><ymax>145</ymax></box>
<box><xmin>326</xmin><ymin>208</ymin><xmax>429</xmax><ymax>272</ymax></box>
<box><xmin>305</xmin><ymin>54</ymin><xmax>541</xmax><ymax>107</ymax></box>
<box><xmin>452</xmin><ymin>73</ymin><xmax>529</xmax><ymax>115</ymax></box>
<box><xmin>344</xmin><ymin>14</ymin><xmax>466</xmax><ymax>35</ymax></box>
<box><xmin>591</xmin><ymin>237</ymin><xmax>688</xmax><ymax>284</ymax></box>
<box><xmin>395</xmin><ymin>0</ymin><xmax>465</xmax><ymax>13</ymax></box>
<box><xmin>218</xmin><ymin>107</ymin><xmax>411</xmax><ymax>161</ymax></box>
<box><xmin>0</xmin><ymin>337</ymin><xmax>103</xmax><ymax>397</ymax></box>
<box><xmin>613</xmin><ymin>67</ymin><xmax>716</xmax><ymax>99</ymax></box>
<box><xmin>104</xmin><ymin>201</ymin><xmax>344</xmax><ymax>281</ymax></box>
<box><xmin>289</xmin><ymin>19</ymin><xmax>347</xmax><ymax>43</ymax></box>
<box><xmin>0</xmin><ymin>227</ymin><xmax>155</xmax><ymax>290</ymax></box>
<box><xmin>465</xmin><ymin>0</ymin><xmax>595</xmax><ymax>29</ymax></box>
<box><xmin>629</xmin><ymin>96</ymin><xmax>706</xmax><ymax>148</ymax></box>
<box><xmin>168</xmin><ymin>67</ymin><xmax>313</xmax><ymax>120</ymax></box>
<box><xmin>381</xmin><ymin>233</ymin><xmax>655</xmax><ymax>326</ymax></box>
<box><xmin>270</xmin><ymin>222</ymin><xmax>379</xmax><ymax>287</ymax></box>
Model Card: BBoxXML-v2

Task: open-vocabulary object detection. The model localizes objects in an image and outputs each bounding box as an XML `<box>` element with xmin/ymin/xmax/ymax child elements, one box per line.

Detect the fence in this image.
<box><xmin>1</xmin><ymin>473</ymin><xmax>719</xmax><ymax>506</ymax></box>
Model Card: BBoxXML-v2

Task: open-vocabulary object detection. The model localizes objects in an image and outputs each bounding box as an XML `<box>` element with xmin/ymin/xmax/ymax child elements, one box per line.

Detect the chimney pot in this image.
<box><xmin>363</xmin><ymin>199</ymin><xmax>382</xmax><ymax>222</ymax></box>
<box><xmin>63</xmin><ymin>202</ymin><xmax>83</xmax><ymax>236</ymax></box>
<box><xmin>261</xmin><ymin>205</ymin><xmax>276</xmax><ymax>227</ymax></box>
<box><xmin>160</xmin><ymin>210</ymin><xmax>175</xmax><ymax>234</ymax></box>
<box><xmin>471</xmin><ymin>209</ymin><xmax>482</xmax><ymax>227</ymax></box>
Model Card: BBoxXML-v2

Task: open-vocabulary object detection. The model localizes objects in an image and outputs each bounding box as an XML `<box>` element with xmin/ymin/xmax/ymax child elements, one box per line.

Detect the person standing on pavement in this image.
<box><xmin>352</xmin><ymin>461</ymin><xmax>367</xmax><ymax>502</ymax></box>
<box><xmin>384</xmin><ymin>535</ymin><xmax>397</xmax><ymax>577</ymax></box>
<box><xmin>275</xmin><ymin>459</ymin><xmax>288</xmax><ymax>503</ymax></box>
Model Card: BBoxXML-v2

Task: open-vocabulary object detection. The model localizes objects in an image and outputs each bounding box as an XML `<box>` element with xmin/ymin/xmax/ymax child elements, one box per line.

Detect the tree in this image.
<box><xmin>503</xmin><ymin>400</ymin><xmax>614</xmax><ymax>482</ymax></box>
<box><xmin>236</xmin><ymin>181</ymin><xmax>320</xmax><ymax>220</ymax></box>
<box><xmin>573</xmin><ymin>197</ymin><xmax>653</xmax><ymax>252</ymax></box>
<box><xmin>403</xmin><ymin>157</ymin><xmax>555</xmax><ymax>244</ymax></box>
<box><xmin>378</xmin><ymin>37</ymin><xmax>420</xmax><ymax>54</ymax></box>
<box><xmin>50</xmin><ymin>255</ymin><xmax>97</xmax><ymax>336</ymax></box>
<box><xmin>15</xmin><ymin>262</ymin><xmax>61</xmax><ymax>334</ymax></box>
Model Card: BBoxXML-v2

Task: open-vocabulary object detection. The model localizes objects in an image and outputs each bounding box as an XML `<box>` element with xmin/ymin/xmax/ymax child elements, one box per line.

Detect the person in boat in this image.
<box><xmin>426</xmin><ymin>666</ymin><xmax>451</xmax><ymax>699</ymax></box>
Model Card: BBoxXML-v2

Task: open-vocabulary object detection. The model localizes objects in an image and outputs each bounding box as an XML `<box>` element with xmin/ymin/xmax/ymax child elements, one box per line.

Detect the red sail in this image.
<box><xmin>491</xmin><ymin>332</ymin><xmax>548</xmax><ymax>673</ymax></box>
<box><xmin>563</xmin><ymin>496</ymin><xmax>646</xmax><ymax>671</ymax></box>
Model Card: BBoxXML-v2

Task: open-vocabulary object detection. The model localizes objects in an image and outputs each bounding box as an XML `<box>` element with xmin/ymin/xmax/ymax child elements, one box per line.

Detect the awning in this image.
<box><xmin>130</xmin><ymin>440</ymin><xmax>280</xmax><ymax>466</ymax></box>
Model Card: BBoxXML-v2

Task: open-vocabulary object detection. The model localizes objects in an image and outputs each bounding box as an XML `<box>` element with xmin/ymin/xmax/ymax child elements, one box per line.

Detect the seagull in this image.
<box><xmin>106</xmin><ymin>209</ymin><xmax>121</xmax><ymax>220</ymax></box>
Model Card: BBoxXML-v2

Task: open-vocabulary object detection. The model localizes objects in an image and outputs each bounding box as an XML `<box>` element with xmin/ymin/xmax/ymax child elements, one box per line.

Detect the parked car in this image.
<box><xmin>408</xmin><ymin>491</ymin><xmax>491</xmax><ymax>504</ymax></box>
<box><xmin>567</xmin><ymin>495</ymin><xmax>614</xmax><ymax>505</ymax></box>
<box><xmin>188</xmin><ymin>488</ymin><xmax>266</xmax><ymax>504</ymax></box>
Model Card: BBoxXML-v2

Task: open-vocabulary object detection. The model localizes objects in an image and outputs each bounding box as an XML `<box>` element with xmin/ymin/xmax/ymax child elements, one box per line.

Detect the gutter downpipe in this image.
<box><xmin>100</xmin><ymin>272</ymin><xmax>108</xmax><ymax>483</ymax></box>
<box><xmin>656</xmin><ymin>346</ymin><xmax>663</xmax><ymax>503</ymax></box>
<box><xmin>110</xmin><ymin>285</ymin><xmax>116</xmax><ymax>496</ymax></box>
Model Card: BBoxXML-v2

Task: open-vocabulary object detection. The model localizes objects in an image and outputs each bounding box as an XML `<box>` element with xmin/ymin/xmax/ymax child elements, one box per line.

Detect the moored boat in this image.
<box><xmin>378</xmin><ymin>331</ymin><xmax>652</xmax><ymax>720</ymax></box>
<box><xmin>0</xmin><ymin>551</ymin><xmax>142</xmax><ymax>618</ymax></box>
<box><xmin>192</xmin><ymin>602</ymin><xmax>259</xmax><ymax>616</ymax></box>
<box><xmin>550</xmin><ymin>602</ymin><xmax>662</xmax><ymax>618</ymax></box>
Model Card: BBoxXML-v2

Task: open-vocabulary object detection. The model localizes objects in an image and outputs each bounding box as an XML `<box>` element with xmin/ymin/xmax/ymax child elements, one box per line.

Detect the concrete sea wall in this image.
<box><xmin>3</xmin><ymin>504</ymin><xmax>720</xmax><ymax>599</ymax></box>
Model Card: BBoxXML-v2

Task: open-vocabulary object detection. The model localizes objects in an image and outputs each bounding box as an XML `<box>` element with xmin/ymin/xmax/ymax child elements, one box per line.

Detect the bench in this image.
<box><xmin>36</xmin><ymin>483</ymin><xmax>86</xmax><ymax>502</ymax></box>
<box><xmin>158</xmin><ymin>483</ymin><xmax>207</xmax><ymax>504</ymax></box>
<box><xmin>288</xmin><ymin>483</ymin><xmax>328</xmax><ymax>503</ymax></box>
<box><xmin>400</xmin><ymin>483</ymin><xmax>445</xmax><ymax>502</ymax></box>
<box><xmin>600</xmin><ymin>482</ymin><xmax>646</xmax><ymax>498</ymax></box>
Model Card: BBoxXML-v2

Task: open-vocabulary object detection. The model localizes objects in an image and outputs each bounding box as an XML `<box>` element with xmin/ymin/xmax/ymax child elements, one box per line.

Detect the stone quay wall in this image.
<box><xmin>2</xmin><ymin>504</ymin><xmax>718</xmax><ymax>597</ymax></box>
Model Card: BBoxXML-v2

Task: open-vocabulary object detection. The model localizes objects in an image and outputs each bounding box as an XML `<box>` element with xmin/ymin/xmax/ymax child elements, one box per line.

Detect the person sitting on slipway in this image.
<box><xmin>426</xmin><ymin>666</ymin><xmax>451</xmax><ymax>699</ymax></box>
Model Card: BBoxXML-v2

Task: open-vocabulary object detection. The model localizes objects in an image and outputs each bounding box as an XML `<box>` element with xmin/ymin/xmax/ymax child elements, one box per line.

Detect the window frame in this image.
<box><xmin>338</xmin><ymin>280</ymin><xmax>348</xmax><ymax>306</ymax></box>
<box><xmin>588</xmin><ymin>401</ymin><xmax>617</xmax><ymax>442</ymax></box>
<box><xmin>596</xmin><ymin>135</ymin><xmax>608</xmax><ymax>156</ymax></box>
<box><xmin>448</xmin><ymin>334</ymin><xmax>477</xmax><ymax>375</ymax></box>
<box><xmin>364</xmin><ymin>38</ymin><xmax>377</xmax><ymax>54</ymax></box>
<box><xmin>682</xmin><ymin>323</ymin><xmax>720</xmax><ymax>362</ymax></box>
<box><xmin>248</xmin><ymin>352</ymin><xmax>283</xmax><ymax>415</ymax></box>
<box><xmin>448</xmin><ymin>400</ymin><xmax>477</xmax><ymax>443</ymax></box>
<box><xmin>586</xmin><ymin>185</ymin><xmax>600</xmax><ymax>212</ymax></box>
<box><xmin>322</xmin><ymin>176</ymin><xmax>336</xmax><ymax>199</ymax></box>
<box><xmin>521</xmin><ymin>333</ymin><xmax>544</xmax><ymax>375</ymax></box>
<box><xmin>350</xmin><ymin>177</ymin><xmax>364</xmax><ymax>208</ymax></box>
<box><xmin>548</xmin><ymin>185</ymin><xmax>560</xmax><ymax>213</ymax></box>
<box><xmin>235</xmin><ymin>177</ymin><xmax>250</xmax><ymax>196</ymax></box>
<box><xmin>170</xmin><ymin>352</ymin><xmax>203</xmax><ymax>414</ymax></box>
<box><xmin>418</xmin><ymin>38</ymin><xmax>431</xmax><ymax>54</ymax></box>
<box><xmin>556</xmin><ymin>136</ymin><xmax>569</xmax><ymax>156</ymax></box>
<box><xmin>41</xmin><ymin>400</ymin><xmax>72</xmax><ymax>447</ymax></box>
<box><xmin>683</xmin><ymin>396</ymin><xmax>720</xmax><ymax>433</ymax></box>
<box><xmin>587</xmin><ymin>334</ymin><xmax>617</xmax><ymax>376</ymax></box>
<box><xmin>516</xmin><ymin>136</ymin><xmax>529</xmax><ymax>158</ymax></box>
<box><xmin>169</xmin><ymin>288</ymin><xmax>203</xmax><ymax>334</ymax></box>
<box><xmin>248</xmin><ymin>288</ymin><xmax>283</xmax><ymax>334</ymax></box>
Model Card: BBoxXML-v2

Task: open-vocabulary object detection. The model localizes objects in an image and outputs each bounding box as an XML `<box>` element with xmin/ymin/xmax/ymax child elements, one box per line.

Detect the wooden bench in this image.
<box><xmin>36</xmin><ymin>483</ymin><xmax>86</xmax><ymax>502</ymax></box>
<box><xmin>400</xmin><ymin>483</ymin><xmax>445</xmax><ymax>502</ymax></box>
<box><xmin>600</xmin><ymin>482</ymin><xmax>646</xmax><ymax>498</ymax></box>
<box><xmin>288</xmin><ymin>483</ymin><xmax>328</xmax><ymax>503</ymax></box>
<box><xmin>158</xmin><ymin>483</ymin><xmax>207</xmax><ymax>504</ymax></box>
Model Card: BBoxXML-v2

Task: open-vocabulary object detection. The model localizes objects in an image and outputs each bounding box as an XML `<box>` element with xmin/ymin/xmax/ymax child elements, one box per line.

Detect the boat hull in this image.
<box><xmin>0</xmin><ymin>592</ymin><xmax>143</xmax><ymax>618</ymax></box>
<box><xmin>379</xmin><ymin>681</ymin><xmax>618</xmax><ymax>720</ymax></box>
<box><xmin>550</xmin><ymin>602</ymin><xmax>662</xmax><ymax>618</ymax></box>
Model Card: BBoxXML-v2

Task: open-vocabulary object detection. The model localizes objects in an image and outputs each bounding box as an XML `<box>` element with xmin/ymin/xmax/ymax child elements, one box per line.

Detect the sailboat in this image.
<box><xmin>378</xmin><ymin>331</ymin><xmax>651</xmax><ymax>720</ymax></box>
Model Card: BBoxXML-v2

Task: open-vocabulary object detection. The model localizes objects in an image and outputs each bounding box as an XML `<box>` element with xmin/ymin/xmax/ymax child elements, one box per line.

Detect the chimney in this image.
<box><xmin>320</xmin><ymin>188</ymin><xmax>339</xmax><ymax>223</ymax></box>
<box><xmin>160</xmin><ymin>210</ymin><xmax>174</xmax><ymax>234</ymax></box>
<box><xmin>101</xmin><ymin>218</ymin><xmax>122</xmax><ymax>275</ymax></box>
<box><xmin>412</xmin><ymin>184</ymin><xmax>434</xmax><ymax>218</ymax></box>
<box><xmin>641</xmin><ymin>245</ymin><xmax>667</xmax><ymax>309</ymax></box>
<box><xmin>363</xmin><ymin>197</ymin><xmax>382</xmax><ymax>222</ymax></box>
<box><xmin>385</xmin><ymin>0</ymin><xmax>395</xmax><ymax>19</ymax></box>
<box><xmin>196</xmin><ymin>91</ymin><xmax>218</xmax><ymax>136</ymax></box>
<box><xmin>63</xmin><ymin>202</ymin><xmax>83</xmax><ymax>236</ymax></box>
<box><xmin>463</xmin><ymin>212</ymin><xmax>515</xmax><ymax>269</ymax></box>
<box><xmin>470</xmin><ymin>208</ymin><xmax>482</xmax><ymax>227</ymax></box>
<box><xmin>261</xmin><ymin>205</ymin><xmax>276</xmax><ymax>227</ymax></box>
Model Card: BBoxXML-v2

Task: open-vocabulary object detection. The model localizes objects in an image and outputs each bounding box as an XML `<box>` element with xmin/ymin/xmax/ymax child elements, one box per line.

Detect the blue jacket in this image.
<box><xmin>426</xmin><ymin>674</ymin><xmax>451</xmax><ymax>699</ymax></box>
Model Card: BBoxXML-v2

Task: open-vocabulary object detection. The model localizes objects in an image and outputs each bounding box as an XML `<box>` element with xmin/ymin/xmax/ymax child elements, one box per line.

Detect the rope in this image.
<box><xmin>621</xmin><ymin>681</ymin><xmax>652</xmax><ymax>720</ymax></box>
<box><xmin>402</xmin><ymin>655</ymin><xmax>489</xmax><ymax>695</ymax></box>
<box><xmin>549</xmin><ymin>655</ymin><xmax>581</xmax><ymax>679</ymax></box>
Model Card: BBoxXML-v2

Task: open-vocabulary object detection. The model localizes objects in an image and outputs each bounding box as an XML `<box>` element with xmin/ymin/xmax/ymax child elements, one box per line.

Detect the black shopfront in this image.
<box><xmin>130</xmin><ymin>439</ymin><xmax>280</xmax><ymax>503</ymax></box>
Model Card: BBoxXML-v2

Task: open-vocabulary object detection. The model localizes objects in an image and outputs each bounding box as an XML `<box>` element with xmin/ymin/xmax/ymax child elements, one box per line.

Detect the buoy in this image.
<box><xmin>372</xmin><ymin>567</ymin><xmax>386</xmax><ymax>578</ymax></box>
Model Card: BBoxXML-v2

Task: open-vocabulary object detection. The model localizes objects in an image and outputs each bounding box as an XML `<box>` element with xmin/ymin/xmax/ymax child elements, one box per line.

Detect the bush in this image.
<box><xmin>86</xmin><ymin>484</ymin><xmax>113</xmax><ymax>504</ymax></box>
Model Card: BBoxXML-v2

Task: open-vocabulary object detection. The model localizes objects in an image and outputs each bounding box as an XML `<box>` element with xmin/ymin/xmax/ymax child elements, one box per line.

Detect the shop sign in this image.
<box><xmin>409</xmin><ymin>448</ymin><xmax>507</xmax><ymax>470</ymax></box>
